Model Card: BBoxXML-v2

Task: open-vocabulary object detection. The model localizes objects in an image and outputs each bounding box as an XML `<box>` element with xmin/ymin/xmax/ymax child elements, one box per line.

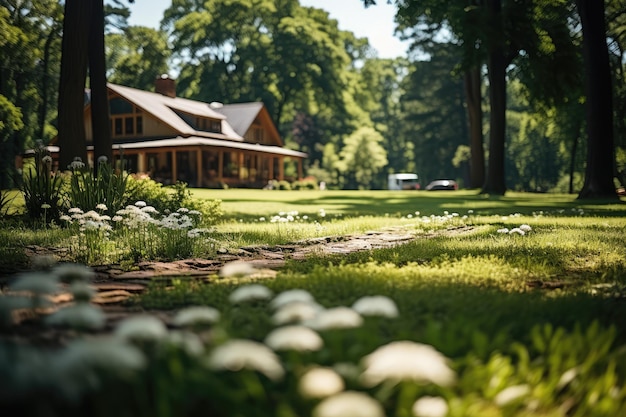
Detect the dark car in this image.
<box><xmin>425</xmin><ymin>179</ymin><xmax>458</xmax><ymax>191</ymax></box>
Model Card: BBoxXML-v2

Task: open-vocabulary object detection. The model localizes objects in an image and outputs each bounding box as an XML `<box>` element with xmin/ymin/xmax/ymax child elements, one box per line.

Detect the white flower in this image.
<box><xmin>68</xmin><ymin>160</ymin><xmax>85</xmax><ymax>170</ymax></box>
<box><xmin>206</xmin><ymin>339</ymin><xmax>284</xmax><ymax>381</ymax></box>
<box><xmin>312</xmin><ymin>391</ymin><xmax>384</xmax><ymax>417</ymax></box>
<box><xmin>115</xmin><ymin>315</ymin><xmax>168</xmax><ymax>342</ymax></box>
<box><xmin>177</xmin><ymin>207</ymin><xmax>189</xmax><ymax>213</ymax></box>
<box><xmin>59</xmin><ymin>215</ymin><xmax>72</xmax><ymax>222</ymax></box>
<box><xmin>264</xmin><ymin>325</ymin><xmax>323</xmax><ymax>352</ymax></box>
<box><xmin>229</xmin><ymin>284</ymin><xmax>273</xmax><ymax>303</ymax></box>
<box><xmin>272</xmin><ymin>300</ymin><xmax>323</xmax><ymax>325</ymax></box>
<box><xmin>68</xmin><ymin>207</ymin><xmax>84</xmax><ymax>214</ymax></box>
<box><xmin>494</xmin><ymin>384</ymin><xmax>530</xmax><ymax>406</ymax></box>
<box><xmin>412</xmin><ymin>396</ymin><xmax>449</xmax><ymax>417</ymax></box>
<box><xmin>69</xmin><ymin>281</ymin><xmax>96</xmax><ymax>302</ymax></box>
<box><xmin>496</xmin><ymin>228</ymin><xmax>509</xmax><ymax>234</ymax></box>
<box><xmin>97</xmin><ymin>155</ymin><xmax>108</xmax><ymax>164</ymax></box>
<box><xmin>299</xmin><ymin>367</ymin><xmax>345</xmax><ymax>399</ymax></box>
<box><xmin>45</xmin><ymin>303</ymin><xmax>106</xmax><ymax>330</ymax></box>
<box><xmin>54</xmin><ymin>337</ymin><xmax>146</xmax><ymax>400</ymax></box>
<box><xmin>134</xmin><ymin>201</ymin><xmax>147</xmax><ymax>208</ymax></box>
<box><xmin>95</xmin><ymin>203</ymin><xmax>108</xmax><ymax>211</ymax></box>
<box><xmin>166</xmin><ymin>330</ymin><xmax>205</xmax><ymax>356</ymax></box>
<box><xmin>41</xmin><ymin>203</ymin><xmax>51</xmax><ymax>209</ymax></box>
<box><xmin>305</xmin><ymin>307</ymin><xmax>363</xmax><ymax>330</ymax></box>
<box><xmin>352</xmin><ymin>295</ymin><xmax>399</xmax><ymax>318</ymax></box>
<box><xmin>219</xmin><ymin>261</ymin><xmax>256</xmax><ymax>278</ymax></box>
<box><xmin>173</xmin><ymin>306</ymin><xmax>220</xmax><ymax>327</ymax></box>
<box><xmin>360</xmin><ymin>341</ymin><xmax>456</xmax><ymax>387</ymax></box>
<box><xmin>42</xmin><ymin>155</ymin><xmax>53</xmax><ymax>164</ymax></box>
<box><xmin>10</xmin><ymin>272</ymin><xmax>59</xmax><ymax>295</ymax></box>
<box><xmin>141</xmin><ymin>205</ymin><xmax>158</xmax><ymax>214</ymax></box>
<box><xmin>52</xmin><ymin>263</ymin><xmax>95</xmax><ymax>282</ymax></box>
<box><xmin>519</xmin><ymin>224</ymin><xmax>532</xmax><ymax>232</ymax></box>
<box><xmin>270</xmin><ymin>289</ymin><xmax>316</xmax><ymax>310</ymax></box>
<box><xmin>509</xmin><ymin>228</ymin><xmax>525</xmax><ymax>236</ymax></box>
<box><xmin>112</xmin><ymin>215</ymin><xmax>123</xmax><ymax>222</ymax></box>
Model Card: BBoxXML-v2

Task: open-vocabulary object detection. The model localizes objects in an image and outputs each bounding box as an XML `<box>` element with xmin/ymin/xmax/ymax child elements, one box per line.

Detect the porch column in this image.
<box><xmin>238</xmin><ymin>152</ymin><xmax>244</xmax><ymax>180</ymax></box>
<box><xmin>217</xmin><ymin>151</ymin><xmax>223</xmax><ymax>181</ymax></box>
<box><xmin>297</xmin><ymin>159</ymin><xmax>303</xmax><ymax>179</ymax></box>
<box><xmin>196</xmin><ymin>148</ymin><xmax>203</xmax><ymax>188</ymax></box>
<box><xmin>268</xmin><ymin>156</ymin><xmax>274</xmax><ymax>180</ymax></box>
<box><xmin>171</xmin><ymin>150</ymin><xmax>177</xmax><ymax>184</ymax></box>
<box><xmin>278</xmin><ymin>156</ymin><xmax>284</xmax><ymax>180</ymax></box>
<box><xmin>137</xmin><ymin>152</ymin><xmax>147</xmax><ymax>173</ymax></box>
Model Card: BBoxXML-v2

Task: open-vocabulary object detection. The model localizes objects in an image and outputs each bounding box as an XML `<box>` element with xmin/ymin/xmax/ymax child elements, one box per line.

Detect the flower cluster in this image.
<box><xmin>497</xmin><ymin>224</ymin><xmax>533</xmax><ymax>235</ymax></box>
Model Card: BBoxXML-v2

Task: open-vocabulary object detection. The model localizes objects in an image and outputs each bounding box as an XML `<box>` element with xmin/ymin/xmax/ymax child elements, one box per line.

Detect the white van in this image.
<box><xmin>388</xmin><ymin>173</ymin><xmax>420</xmax><ymax>190</ymax></box>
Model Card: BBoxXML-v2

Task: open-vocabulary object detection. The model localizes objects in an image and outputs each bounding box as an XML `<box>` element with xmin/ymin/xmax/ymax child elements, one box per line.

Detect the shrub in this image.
<box><xmin>66</xmin><ymin>157</ymin><xmax>128</xmax><ymax>215</ymax></box>
<box><xmin>292</xmin><ymin>179</ymin><xmax>319</xmax><ymax>190</ymax></box>
<box><xmin>19</xmin><ymin>145</ymin><xmax>65</xmax><ymax>223</ymax></box>
<box><xmin>276</xmin><ymin>180</ymin><xmax>292</xmax><ymax>190</ymax></box>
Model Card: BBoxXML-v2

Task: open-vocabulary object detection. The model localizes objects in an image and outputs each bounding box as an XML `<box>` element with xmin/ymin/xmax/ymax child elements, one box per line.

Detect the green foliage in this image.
<box><xmin>67</xmin><ymin>159</ymin><xmax>129</xmax><ymax>215</ymax></box>
<box><xmin>338</xmin><ymin>127</ymin><xmax>388</xmax><ymax>190</ymax></box>
<box><xmin>291</xmin><ymin>178</ymin><xmax>319</xmax><ymax>190</ymax></box>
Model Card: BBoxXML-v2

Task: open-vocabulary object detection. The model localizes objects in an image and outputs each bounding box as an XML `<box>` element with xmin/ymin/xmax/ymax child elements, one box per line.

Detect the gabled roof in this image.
<box><xmin>107</xmin><ymin>83</ymin><xmax>243</xmax><ymax>141</ymax></box>
<box><xmin>214</xmin><ymin>102</ymin><xmax>265</xmax><ymax>137</ymax></box>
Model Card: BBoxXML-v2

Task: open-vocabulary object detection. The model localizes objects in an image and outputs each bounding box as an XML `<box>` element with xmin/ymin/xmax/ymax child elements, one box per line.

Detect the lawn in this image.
<box><xmin>2</xmin><ymin>189</ymin><xmax>626</xmax><ymax>417</ymax></box>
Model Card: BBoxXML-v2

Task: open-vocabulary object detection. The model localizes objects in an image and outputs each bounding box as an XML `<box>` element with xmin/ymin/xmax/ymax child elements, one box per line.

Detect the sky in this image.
<box><xmin>126</xmin><ymin>0</ymin><xmax>408</xmax><ymax>59</ymax></box>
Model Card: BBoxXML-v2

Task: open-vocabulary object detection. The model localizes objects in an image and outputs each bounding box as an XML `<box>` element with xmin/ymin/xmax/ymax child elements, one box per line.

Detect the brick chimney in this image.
<box><xmin>155</xmin><ymin>74</ymin><xmax>176</xmax><ymax>98</ymax></box>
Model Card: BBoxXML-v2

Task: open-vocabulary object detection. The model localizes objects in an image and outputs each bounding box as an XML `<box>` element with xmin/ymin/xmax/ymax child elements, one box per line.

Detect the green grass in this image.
<box><xmin>2</xmin><ymin>189</ymin><xmax>626</xmax><ymax>416</ymax></box>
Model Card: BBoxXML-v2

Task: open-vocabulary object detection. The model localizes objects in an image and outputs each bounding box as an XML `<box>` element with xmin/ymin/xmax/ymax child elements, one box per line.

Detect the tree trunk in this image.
<box><xmin>576</xmin><ymin>0</ymin><xmax>618</xmax><ymax>200</ymax></box>
<box><xmin>464</xmin><ymin>66</ymin><xmax>485</xmax><ymax>188</ymax></box>
<box><xmin>89</xmin><ymin>0</ymin><xmax>113</xmax><ymax>169</ymax></box>
<box><xmin>57</xmin><ymin>0</ymin><xmax>91</xmax><ymax>169</ymax></box>
<box><xmin>481</xmin><ymin>0</ymin><xmax>507</xmax><ymax>195</ymax></box>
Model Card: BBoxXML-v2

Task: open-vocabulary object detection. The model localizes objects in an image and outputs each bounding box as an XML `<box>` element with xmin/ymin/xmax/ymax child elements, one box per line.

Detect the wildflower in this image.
<box><xmin>140</xmin><ymin>205</ymin><xmax>158</xmax><ymax>214</ymax></box>
<box><xmin>299</xmin><ymin>367</ymin><xmax>345</xmax><ymax>399</ymax></box>
<box><xmin>59</xmin><ymin>215</ymin><xmax>72</xmax><ymax>222</ymax></box>
<box><xmin>318</xmin><ymin>209</ymin><xmax>326</xmax><ymax>218</ymax></box>
<box><xmin>494</xmin><ymin>384</ymin><xmax>530</xmax><ymax>406</ymax></box>
<box><xmin>206</xmin><ymin>339</ymin><xmax>284</xmax><ymax>381</ymax></box>
<box><xmin>264</xmin><ymin>325</ymin><xmax>324</xmax><ymax>352</ymax></box>
<box><xmin>305</xmin><ymin>307</ymin><xmax>363</xmax><ymax>330</ymax></box>
<box><xmin>97</xmin><ymin>155</ymin><xmax>108</xmax><ymax>164</ymax></box>
<box><xmin>177</xmin><ymin>207</ymin><xmax>189</xmax><ymax>213</ymax></box>
<box><xmin>166</xmin><ymin>330</ymin><xmax>205</xmax><ymax>356</ymax></box>
<box><xmin>412</xmin><ymin>396</ymin><xmax>449</xmax><ymax>417</ymax></box>
<box><xmin>31</xmin><ymin>255</ymin><xmax>57</xmax><ymax>270</ymax></box>
<box><xmin>41</xmin><ymin>203</ymin><xmax>51</xmax><ymax>210</ymax></box>
<box><xmin>54</xmin><ymin>337</ymin><xmax>146</xmax><ymax>400</ymax></box>
<box><xmin>509</xmin><ymin>228</ymin><xmax>525</xmax><ymax>236</ymax></box>
<box><xmin>496</xmin><ymin>228</ymin><xmax>509</xmax><ymax>234</ymax></box>
<box><xmin>352</xmin><ymin>295</ymin><xmax>399</xmax><ymax>318</ymax></box>
<box><xmin>53</xmin><ymin>263</ymin><xmax>95</xmax><ymax>283</ymax></box>
<box><xmin>42</xmin><ymin>155</ymin><xmax>53</xmax><ymax>164</ymax></box>
<box><xmin>360</xmin><ymin>340</ymin><xmax>456</xmax><ymax>387</ymax></box>
<box><xmin>219</xmin><ymin>260</ymin><xmax>256</xmax><ymax>278</ymax></box>
<box><xmin>272</xmin><ymin>300</ymin><xmax>323</xmax><ymax>325</ymax></box>
<box><xmin>270</xmin><ymin>289</ymin><xmax>316</xmax><ymax>310</ymax></box>
<box><xmin>95</xmin><ymin>203</ymin><xmax>108</xmax><ymax>211</ymax></box>
<box><xmin>45</xmin><ymin>303</ymin><xmax>106</xmax><ymax>330</ymax></box>
<box><xmin>134</xmin><ymin>201</ymin><xmax>147</xmax><ymax>208</ymax></box>
<box><xmin>9</xmin><ymin>272</ymin><xmax>59</xmax><ymax>295</ymax></box>
<box><xmin>68</xmin><ymin>158</ymin><xmax>85</xmax><ymax>170</ymax></box>
<box><xmin>69</xmin><ymin>281</ymin><xmax>96</xmax><ymax>302</ymax></box>
<box><xmin>173</xmin><ymin>306</ymin><xmax>220</xmax><ymax>327</ymax></box>
<box><xmin>68</xmin><ymin>207</ymin><xmax>83</xmax><ymax>214</ymax></box>
<box><xmin>115</xmin><ymin>315</ymin><xmax>168</xmax><ymax>343</ymax></box>
<box><xmin>312</xmin><ymin>391</ymin><xmax>384</xmax><ymax>417</ymax></box>
<box><xmin>519</xmin><ymin>224</ymin><xmax>532</xmax><ymax>232</ymax></box>
<box><xmin>229</xmin><ymin>284</ymin><xmax>273</xmax><ymax>303</ymax></box>
<box><xmin>112</xmin><ymin>215</ymin><xmax>123</xmax><ymax>222</ymax></box>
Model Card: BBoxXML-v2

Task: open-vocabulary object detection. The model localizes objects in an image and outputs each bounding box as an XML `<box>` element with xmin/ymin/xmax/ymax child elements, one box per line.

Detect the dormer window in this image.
<box><xmin>173</xmin><ymin>109</ymin><xmax>222</xmax><ymax>134</ymax></box>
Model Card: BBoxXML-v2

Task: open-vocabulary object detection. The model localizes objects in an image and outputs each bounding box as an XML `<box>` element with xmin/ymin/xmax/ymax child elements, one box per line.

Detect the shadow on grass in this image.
<box><xmin>209</xmin><ymin>190</ymin><xmax>626</xmax><ymax>221</ymax></box>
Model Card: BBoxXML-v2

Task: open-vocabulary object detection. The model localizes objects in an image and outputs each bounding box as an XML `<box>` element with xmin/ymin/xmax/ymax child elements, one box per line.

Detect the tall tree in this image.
<box><xmin>57</xmin><ymin>0</ymin><xmax>92</xmax><ymax>169</ymax></box>
<box><xmin>576</xmin><ymin>0</ymin><xmax>618</xmax><ymax>199</ymax></box>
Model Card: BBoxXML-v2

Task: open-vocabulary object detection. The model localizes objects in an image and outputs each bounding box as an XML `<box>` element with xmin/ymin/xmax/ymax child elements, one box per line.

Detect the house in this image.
<box><xmin>81</xmin><ymin>76</ymin><xmax>306</xmax><ymax>188</ymax></box>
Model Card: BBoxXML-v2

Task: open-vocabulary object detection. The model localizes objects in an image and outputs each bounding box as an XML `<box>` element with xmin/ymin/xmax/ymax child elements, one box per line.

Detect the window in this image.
<box><xmin>108</xmin><ymin>96</ymin><xmax>143</xmax><ymax>137</ymax></box>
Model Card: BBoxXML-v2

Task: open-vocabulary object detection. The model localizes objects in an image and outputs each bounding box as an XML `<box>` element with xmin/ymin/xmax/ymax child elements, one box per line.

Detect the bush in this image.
<box><xmin>276</xmin><ymin>180</ymin><xmax>292</xmax><ymax>190</ymax></box>
<box><xmin>291</xmin><ymin>179</ymin><xmax>319</xmax><ymax>190</ymax></box>
<box><xmin>67</xmin><ymin>157</ymin><xmax>128</xmax><ymax>215</ymax></box>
